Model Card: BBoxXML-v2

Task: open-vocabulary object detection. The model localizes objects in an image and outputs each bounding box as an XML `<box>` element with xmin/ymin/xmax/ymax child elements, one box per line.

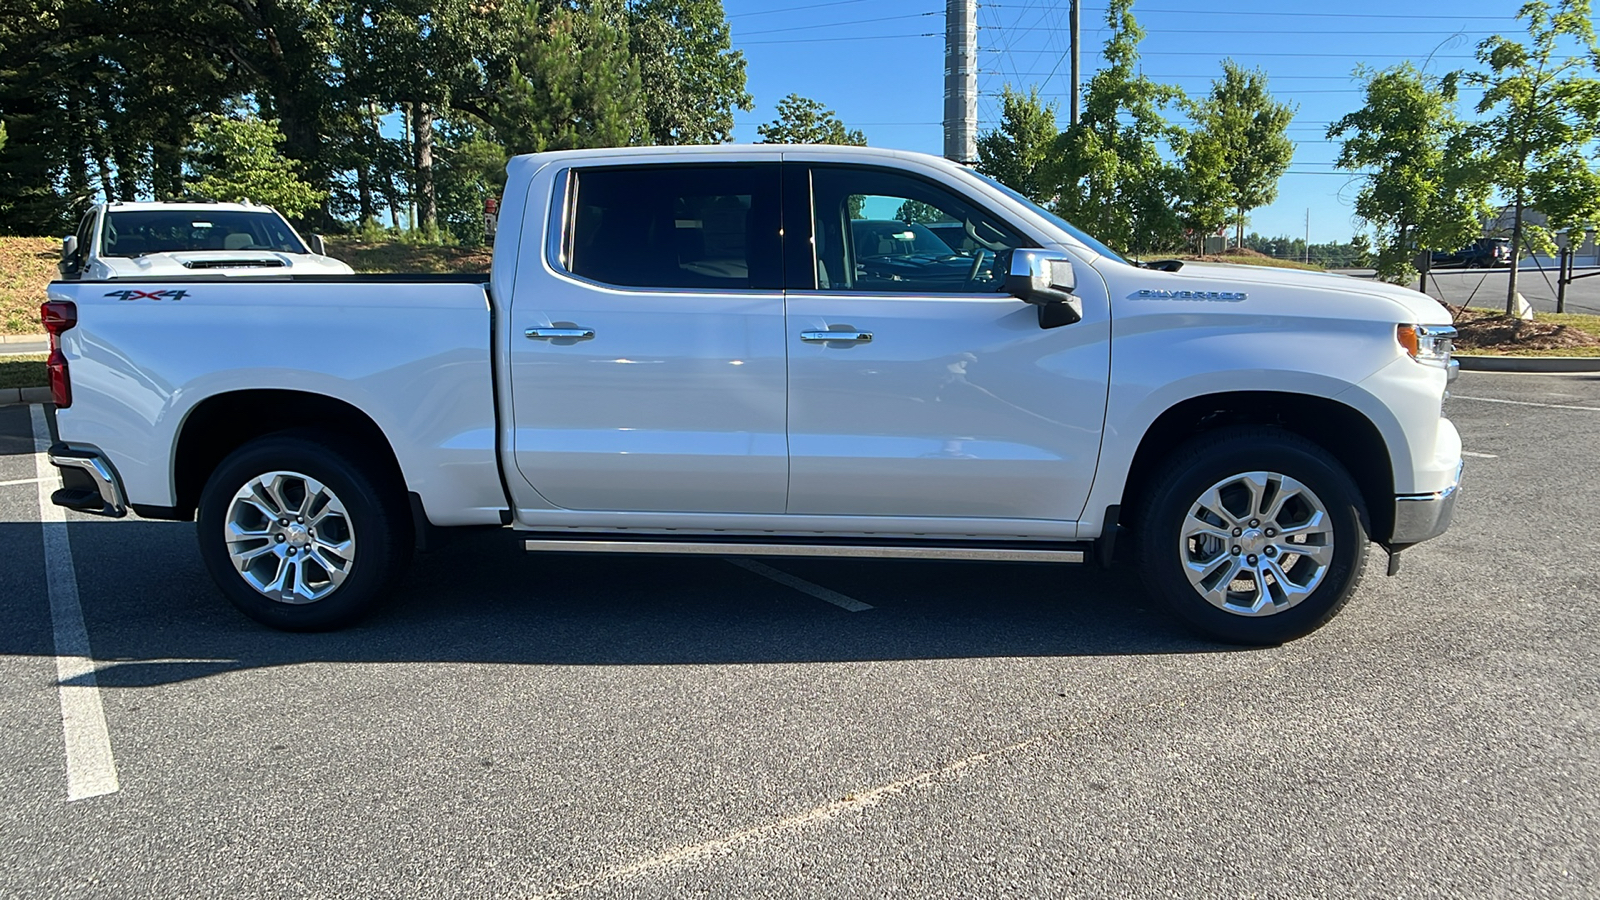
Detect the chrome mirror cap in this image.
<box><xmin>1004</xmin><ymin>248</ymin><xmax>1082</xmax><ymax>328</ymax></box>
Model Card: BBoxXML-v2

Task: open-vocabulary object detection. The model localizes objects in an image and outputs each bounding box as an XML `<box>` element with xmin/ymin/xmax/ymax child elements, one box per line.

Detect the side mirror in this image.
<box><xmin>1004</xmin><ymin>249</ymin><xmax>1082</xmax><ymax>328</ymax></box>
<box><xmin>307</xmin><ymin>234</ymin><xmax>327</xmax><ymax>256</ymax></box>
<box><xmin>59</xmin><ymin>236</ymin><xmax>80</xmax><ymax>277</ymax></box>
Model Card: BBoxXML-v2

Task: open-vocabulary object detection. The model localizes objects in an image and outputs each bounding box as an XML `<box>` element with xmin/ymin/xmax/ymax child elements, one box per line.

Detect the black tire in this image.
<box><xmin>1135</xmin><ymin>427</ymin><xmax>1369</xmax><ymax>645</ymax></box>
<box><xmin>196</xmin><ymin>431</ymin><xmax>412</xmax><ymax>631</ymax></box>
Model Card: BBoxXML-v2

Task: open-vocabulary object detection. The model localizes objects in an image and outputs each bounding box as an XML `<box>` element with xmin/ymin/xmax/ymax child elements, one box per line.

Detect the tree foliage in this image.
<box><xmin>1464</xmin><ymin>0</ymin><xmax>1600</xmax><ymax>313</ymax></box>
<box><xmin>0</xmin><ymin>0</ymin><xmax>751</xmax><ymax>237</ymax></box>
<box><xmin>755</xmin><ymin>94</ymin><xmax>865</xmax><ymax>146</ymax></box>
<box><xmin>1189</xmin><ymin>60</ymin><xmax>1296</xmax><ymax>248</ymax></box>
<box><xmin>187</xmin><ymin>114</ymin><xmax>325</xmax><ymax>218</ymax></box>
<box><xmin>1329</xmin><ymin>65</ymin><xmax>1489</xmax><ymax>283</ymax></box>
<box><xmin>975</xmin><ymin>86</ymin><xmax>1061</xmax><ymax>204</ymax></box>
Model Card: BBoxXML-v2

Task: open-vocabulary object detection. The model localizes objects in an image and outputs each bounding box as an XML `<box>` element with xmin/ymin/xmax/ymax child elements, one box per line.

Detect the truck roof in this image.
<box><xmin>100</xmin><ymin>200</ymin><xmax>278</xmax><ymax>214</ymax></box>
<box><xmin>509</xmin><ymin>143</ymin><xmax>966</xmax><ymax>174</ymax></box>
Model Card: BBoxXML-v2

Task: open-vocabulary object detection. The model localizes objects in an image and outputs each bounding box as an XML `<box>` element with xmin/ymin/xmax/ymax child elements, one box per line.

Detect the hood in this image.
<box><xmin>100</xmin><ymin>251</ymin><xmax>356</xmax><ymax>278</ymax></box>
<box><xmin>1153</xmin><ymin>261</ymin><xmax>1453</xmax><ymax>326</ymax></box>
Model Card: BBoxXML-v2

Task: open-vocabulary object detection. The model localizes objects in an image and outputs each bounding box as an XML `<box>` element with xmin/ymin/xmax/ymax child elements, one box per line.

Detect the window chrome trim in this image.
<box><xmin>540</xmin><ymin>163</ymin><xmax>785</xmax><ymax>298</ymax></box>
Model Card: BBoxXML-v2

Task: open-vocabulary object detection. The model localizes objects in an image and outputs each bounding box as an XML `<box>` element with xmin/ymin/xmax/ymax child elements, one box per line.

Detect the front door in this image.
<box><xmin>509</xmin><ymin>163</ymin><xmax>789</xmax><ymax>514</ymax></box>
<box><xmin>784</xmin><ymin>165</ymin><xmax>1111</xmax><ymax>522</ymax></box>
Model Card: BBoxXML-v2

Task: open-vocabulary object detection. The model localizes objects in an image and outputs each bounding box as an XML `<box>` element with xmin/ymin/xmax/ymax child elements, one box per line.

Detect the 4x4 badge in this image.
<box><xmin>105</xmin><ymin>289</ymin><xmax>189</xmax><ymax>301</ymax></box>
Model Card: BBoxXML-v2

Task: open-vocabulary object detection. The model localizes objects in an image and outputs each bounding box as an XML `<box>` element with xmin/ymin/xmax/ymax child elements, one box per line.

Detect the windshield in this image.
<box><xmin>967</xmin><ymin>172</ymin><xmax>1128</xmax><ymax>265</ymax></box>
<box><xmin>101</xmin><ymin>209</ymin><xmax>306</xmax><ymax>257</ymax></box>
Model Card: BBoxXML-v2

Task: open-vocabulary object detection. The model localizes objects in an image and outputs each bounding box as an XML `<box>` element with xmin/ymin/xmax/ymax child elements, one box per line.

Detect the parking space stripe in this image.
<box><xmin>1453</xmin><ymin>395</ymin><xmax>1600</xmax><ymax>412</ymax></box>
<box><xmin>30</xmin><ymin>405</ymin><xmax>120</xmax><ymax>802</ymax></box>
<box><xmin>726</xmin><ymin>558</ymin><xmax>873</xmax><ymax>612</ymax></box>
<box><xmin>0</xmin><ymin>477</ymin><xmax>42</xmax><ymax>487</ymax></box>
<box><xmin>1461</xmin><ymin>451</ymin><xmax>1499</xmax><ymax>459</ymax></box>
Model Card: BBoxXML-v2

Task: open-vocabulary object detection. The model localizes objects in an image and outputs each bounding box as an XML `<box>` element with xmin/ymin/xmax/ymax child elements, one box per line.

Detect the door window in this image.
<box><xmin>565</xmin><ymin>165</ymin><xmax>783</xmax><ymax>291</ymax></box>
<box><xmin>809</xmin><ymin>167</ymin><xmax>1027</xmax><ymax>293</ymax></box>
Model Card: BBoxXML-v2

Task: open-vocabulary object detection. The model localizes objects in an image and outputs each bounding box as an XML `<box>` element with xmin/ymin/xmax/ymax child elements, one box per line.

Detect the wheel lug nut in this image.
<box><xmin>1249</xmin><ymin>519</ymin><xmax>1260</xmax><ymax>527</ymax></box>
<box><xmin>297</xmin><ymin>516</ymin><xmax>304</xmax><ymax>524</ymax></box>
<box><xmin>1231</xmin><ymin>546</ymin><xmax>1241</xmax><ymax>555</ymax></box>
<box><xmin>279</xmin><ymin>519</ymin><xmax>288</xmax><ymax>526</ymax></box>
<box><xmin>1265</xmin><ymin>547</ymin><xmax>1277</xmax><ymax>557</ymax></box>
<box><xmin>275</xmin><ymin>534</ymin><xmax>285</xmax><ymax>543</ymax></box>
<box><xmin>1247</xmin><ymin>555</ymin><xmax>1258</xmax><ymax>565</ymax></box>
<box><xmin>1232</xmin><ymin>527</ymin><xmax>1243</xmax><ymax>537</ymax></box>
<box><xmin>286</xmin><ymin>547</ymin><xmax>296</xmax><ymax>556</ymax></box>
<box><xmin>1265</xmin><ymin>528</ymin><xmax>1276</xmax><ymax>537</ymax></box>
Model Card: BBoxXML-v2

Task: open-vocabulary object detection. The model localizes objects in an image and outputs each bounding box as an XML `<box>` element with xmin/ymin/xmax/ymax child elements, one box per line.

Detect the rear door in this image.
<box><xmin>782</xmin><ymin>164</ymin><xmax>1111</xmax><ymax>521</ymax></box>
<box><xmin>507</xmin><ymin>163</ymin><xmax>790</xmax><ymax>514</ymax></box>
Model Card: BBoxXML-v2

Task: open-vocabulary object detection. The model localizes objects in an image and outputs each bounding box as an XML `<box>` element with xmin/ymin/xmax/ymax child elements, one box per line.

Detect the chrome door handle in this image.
<box><xmin>525</xmin><ymin>327</ymin><xmax>595</xmax><ymax>340</ymax></box>
<box><xmin>801</xmin><ymin>330</ymin><xmax>873</xmax><ymax>343</ymax></box>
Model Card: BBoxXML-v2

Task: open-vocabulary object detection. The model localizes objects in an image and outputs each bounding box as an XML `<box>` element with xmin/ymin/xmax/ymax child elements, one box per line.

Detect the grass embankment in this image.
<box><xmin>1176</xmin><ymin>247</ymin><xmax>1327</xmax><ymax>272</ymax></box>
<box><xmin>322</xmin><ymin>237</ymin><xmax>493</xmax><ymax>274</ymax></box>
<box><xmin>1</xmin><ymin>237</ymin><xmax>60</xmax><ymax>335</ymax></box>
<box><xmin>0</xmin><ymin>353</ymin><xmax>47</xmax><ymax>389</ymax></box>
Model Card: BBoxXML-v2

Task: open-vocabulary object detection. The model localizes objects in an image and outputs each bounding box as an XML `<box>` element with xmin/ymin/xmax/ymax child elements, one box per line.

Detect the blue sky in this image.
<box><xmin>720</xmin><ymin>0</ymin><xmax>1572</xmax><ymax>244</ymax></box>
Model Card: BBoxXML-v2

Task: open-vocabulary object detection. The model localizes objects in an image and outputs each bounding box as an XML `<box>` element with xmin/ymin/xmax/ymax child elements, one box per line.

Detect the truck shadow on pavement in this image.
<box><xmin>2</xmin><ymin>517</ymin><xmax>1239</xmax><ymax>690</ymax></box>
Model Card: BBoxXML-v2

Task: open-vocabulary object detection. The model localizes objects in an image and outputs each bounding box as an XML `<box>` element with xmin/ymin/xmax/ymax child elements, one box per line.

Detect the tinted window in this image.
<box><xmin>810</xmin><ymin>167</ymin><xmax>1027</xmax><ymax>293</ymax></box>
<box><xmin>566</xmin><ymin>165</ymin><xmax>782</xmax><ymax>291</ymax></box>
<box><xmin>101</xmin><ymin>210</ymin><xmax>305</xmax><ymax>256</ymax></box>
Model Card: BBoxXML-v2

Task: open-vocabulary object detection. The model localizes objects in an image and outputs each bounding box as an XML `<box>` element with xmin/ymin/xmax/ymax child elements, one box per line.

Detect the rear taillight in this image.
<box><xmin>40</xmin><ymin>300</ymin><xmax>76</xmax><ymax>408</ymax></box>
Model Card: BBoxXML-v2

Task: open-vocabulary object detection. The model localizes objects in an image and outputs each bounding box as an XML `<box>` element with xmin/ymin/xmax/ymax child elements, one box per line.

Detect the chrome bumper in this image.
<box><xmin>1390</xmin><ymin>462</ymin><xmax>1462</xmax><ymax>546</ymax></box>
<box><xmin>48</xmin><ymin>444</ymin><xmax>128</xmax><ymax>518</ymax></box>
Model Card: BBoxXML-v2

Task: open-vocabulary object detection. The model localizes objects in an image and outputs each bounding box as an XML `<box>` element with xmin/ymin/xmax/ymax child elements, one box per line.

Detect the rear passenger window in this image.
<box><xmin>565</xmin><ymin>165</ymin><xmax>783</xmax><ymax>291</ymax></box>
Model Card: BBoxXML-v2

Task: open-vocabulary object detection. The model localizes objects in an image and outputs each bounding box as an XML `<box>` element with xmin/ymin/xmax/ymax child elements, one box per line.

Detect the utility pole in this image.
<box><xmin>1305</xmin><ymin>209</ymin><xmax>1310</xmax><ymax>265</ymax></box>
<box><xmin>943</xmin><ymin>0</ymin><xmax>977</xmax><ymax>163</ymax></box>
<box><xmin>1069</xmin><ymin>0</ymin><xmax>1081</xmax><ymax>126</ymax></box>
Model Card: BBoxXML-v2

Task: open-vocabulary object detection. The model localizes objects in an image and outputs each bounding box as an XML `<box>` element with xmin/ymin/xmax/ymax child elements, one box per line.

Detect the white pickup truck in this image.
<box><xmin>42</xmin><ymin>145</ymin><xmax>1462</xmax><ymax>645</ymax></box>
<box><xmin>57</xmin><ymin>200</ymin><xmax>354</xmax><ymax>280</ymax></box>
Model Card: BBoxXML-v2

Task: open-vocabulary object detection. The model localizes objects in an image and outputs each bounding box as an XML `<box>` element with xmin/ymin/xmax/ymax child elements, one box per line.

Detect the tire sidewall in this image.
<box><xmin>1140</xmin><ymin>433</ymin><xmax>1368</xmax><ymax>645</ymax></box>
<box><xmin>196</xmin><ymin>435</ymin><xmax>401</xmax><ymax>631</ymax></box>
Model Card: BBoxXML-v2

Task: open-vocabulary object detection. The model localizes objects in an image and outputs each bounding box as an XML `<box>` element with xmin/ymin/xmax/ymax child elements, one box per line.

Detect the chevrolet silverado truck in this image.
<box><xmin>57</xmin><ymin>200</ymin><xmax>354</xmax><ymax>280</ymax></box>
<box><xmin>41</xmin><ymin>145</ymin><xmax>1463</xmax><ymax>645</ymax></box>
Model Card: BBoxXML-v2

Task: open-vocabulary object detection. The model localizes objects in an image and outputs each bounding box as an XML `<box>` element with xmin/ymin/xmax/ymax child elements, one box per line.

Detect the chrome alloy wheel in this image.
<box><xmin>224</xmin><ymin>470</ymin><xmax>356</xmax><ymax>604</ymax></box>
<box><xmin>1179</xmin><ymin>471</ymin><xmax>1334</xmax><ymax>617</ymax></box>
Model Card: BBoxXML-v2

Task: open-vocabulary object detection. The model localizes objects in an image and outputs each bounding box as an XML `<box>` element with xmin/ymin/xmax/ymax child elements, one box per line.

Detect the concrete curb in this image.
<box><xmin>0</xmin><ymin>387</ymin><xmax>51</xmax><ymax>407</ymax></box>
<box><xmin>1457</xmin><ymin>355</ymin><xmax>1600</xmax><ymax>373</ymax></box>
<box><xmin>1</xmin><ymin>334</ymin><xmax>45</xmax><ymax>343</ymax></box>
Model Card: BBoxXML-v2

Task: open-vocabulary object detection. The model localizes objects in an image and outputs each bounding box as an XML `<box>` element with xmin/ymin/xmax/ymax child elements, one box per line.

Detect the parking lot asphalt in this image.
<box><xmin>1336</xmin><ymin>265</ymin><xmax>1600</xmax><ymax>316</ymax></box>
<box><xmin>1</xmin><ymin>375</ymin><xmax>1596</xmax><ymax>899</ymax></box>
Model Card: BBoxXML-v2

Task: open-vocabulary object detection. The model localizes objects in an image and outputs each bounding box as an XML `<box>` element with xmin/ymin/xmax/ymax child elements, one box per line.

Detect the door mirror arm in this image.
<box><xmin>1003</xmin><ymin>248</ymin><xmax>1083</xmax><ymax>329</ymax></box>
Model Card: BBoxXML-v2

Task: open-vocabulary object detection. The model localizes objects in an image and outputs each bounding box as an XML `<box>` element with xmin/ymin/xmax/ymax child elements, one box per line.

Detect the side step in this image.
<box><xmin>521</xmin><ymin>534</ymin><xmax>1086</xmax><ymax>564</ymax></box>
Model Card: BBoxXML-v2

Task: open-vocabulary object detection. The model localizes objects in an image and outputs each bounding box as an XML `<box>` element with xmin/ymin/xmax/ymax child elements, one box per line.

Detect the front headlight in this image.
<box><xmin>1398</xmin><ymin>323</ymin><xmax>1456</xmax><ymax>366</ymax></box>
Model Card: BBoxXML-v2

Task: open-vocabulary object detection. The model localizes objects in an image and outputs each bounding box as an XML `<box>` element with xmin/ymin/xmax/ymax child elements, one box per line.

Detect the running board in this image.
<box><xmin>521</xmin><ymin>535</ymin><xmax>1086</xmax><ymax>563</ymax></box>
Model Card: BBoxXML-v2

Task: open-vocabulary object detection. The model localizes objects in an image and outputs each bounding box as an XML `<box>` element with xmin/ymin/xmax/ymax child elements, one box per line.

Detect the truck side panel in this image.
<box><xmin>47</xmin><ymin>280</ymin><xmax>506</xmax><ymax>526</ymax></box>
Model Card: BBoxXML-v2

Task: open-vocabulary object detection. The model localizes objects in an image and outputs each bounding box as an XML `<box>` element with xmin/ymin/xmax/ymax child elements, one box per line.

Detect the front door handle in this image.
<box><xmin>801</xmin><ymin>330</ymin><xmax>873</xmax><ymax>344</ymax></box>
<box><xmin>526</xmin><ymin>327</ymin><xmax>595</xmax><ymax>340</ymax></box>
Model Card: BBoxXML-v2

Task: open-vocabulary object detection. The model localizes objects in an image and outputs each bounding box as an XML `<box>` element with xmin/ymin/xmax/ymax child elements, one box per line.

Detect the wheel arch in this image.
<box><xmin>162</xmin><ymin>389</ymin><xmax>410</xmax><ymax>524</ymax></box>
<box><xmin>1117</xmin><ymin>391</ymin><xmax>1395</xmax><ymax>541</ymax></box>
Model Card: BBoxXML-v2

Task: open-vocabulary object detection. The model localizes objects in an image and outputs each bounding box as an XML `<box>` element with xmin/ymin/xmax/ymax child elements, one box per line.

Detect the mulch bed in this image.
<box><xmin>1447</xmin><ymin>307</ymin><xmax>1600</xmax><ymax>353</ymax></box>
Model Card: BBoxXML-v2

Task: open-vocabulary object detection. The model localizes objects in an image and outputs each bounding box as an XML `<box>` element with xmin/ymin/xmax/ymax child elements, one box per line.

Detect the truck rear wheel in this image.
<box><xmin>196</xmin><ymin>433</ymin><xmax>411</xmax><ymax>631</ymax></box>
<box><xmin>1136</xmin><ymin>428</ymin><xmax>1369</xmax><ymax>645</ymax></box>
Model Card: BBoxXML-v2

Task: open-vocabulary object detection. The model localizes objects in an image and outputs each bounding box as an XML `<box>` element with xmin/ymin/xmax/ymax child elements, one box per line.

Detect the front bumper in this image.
<box><xmin>1390</xmin><ymin>461</ymin><xmax>1462</xmax><ymax>547</ymax></box>
<box><xmin>48</xmin><ymin>443</ymin><xmax>128</xmax><ymax>518</ymax></box>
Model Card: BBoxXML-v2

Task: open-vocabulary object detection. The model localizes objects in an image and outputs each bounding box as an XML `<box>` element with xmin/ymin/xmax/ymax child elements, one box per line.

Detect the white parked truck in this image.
<box><xmin>42</xmin><ymin>145</ymin><xmax>1462</xmax><ymax>644</ymax></box>
<box><xmin>57</xmin><ymin>200</ymin><xmax>354</xmax><ymax>280</ymax></box>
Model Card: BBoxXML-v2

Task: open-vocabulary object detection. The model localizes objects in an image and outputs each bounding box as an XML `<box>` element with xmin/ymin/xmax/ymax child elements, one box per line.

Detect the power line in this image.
<box><xmin>737</xmin><ymin>11</ymin><xmax>939</xmax><ymax>37</ymax></box>
<box><xmin>739</xmin><ymin>33</ymin><xmax>939</xmax><ymax>45</ymax></box>
<box><xmin>982</xmin><ymin>4</ymin><xmax>1518</xmax><ymax>19</ymax></box>
<box><xmin>727</xmin><ymin>0</ymin><xmax>876</xmax><ymax>18</ymax></box>
<box><xmin>986</xmin><ymin>26</ymin><xmax>1501</xmax><ymax>35</ymax></box>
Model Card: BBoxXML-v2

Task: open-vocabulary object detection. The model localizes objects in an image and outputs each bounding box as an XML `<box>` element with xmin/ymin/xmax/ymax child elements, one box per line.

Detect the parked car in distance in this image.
<box><xmin>58</xmin><ymin>200</ymin><xmax>354</xmax><ymax>280</ymax></box>
<box><xmin>1430</xmin><ymin>238</ymin><xmax>1510</xmax><ymax>269</ymax></box>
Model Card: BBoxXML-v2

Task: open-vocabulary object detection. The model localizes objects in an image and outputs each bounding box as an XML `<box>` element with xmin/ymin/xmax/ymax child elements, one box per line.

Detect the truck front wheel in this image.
<box><xmin>1136</xmin><ymin>428</ymin><xmax>1369</xmax><ymax>645</ymax></box>
<box><xmin>196</xmin><ymin>433</ymin><xmax>411</xmax><ymax>631</ymax></box>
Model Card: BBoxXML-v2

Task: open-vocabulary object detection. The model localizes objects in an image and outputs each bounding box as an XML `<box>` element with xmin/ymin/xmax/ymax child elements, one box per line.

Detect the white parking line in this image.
<box><xmin>727</xmin><ymin>559</ymin><xmax>873</xmax><ymax>612</ymax></box>
<box><xmin>1453</xmin><ymin>395</ymin><xmax>1600</xmax><ymax>412</ymax></box>
<box><xmin>29</xmin><ymin>405</ymin><xmax>119</xmax><ymax>802</ymax></box>
<box><xmin>0</xmin><ymin>477</ymin><xmax>42</xmax><ymax>487</ymax></box>
<box><xmin>1462</xmin><ymin>451</ymin><xmax>1499</xmax><ymax>459</ymax></box>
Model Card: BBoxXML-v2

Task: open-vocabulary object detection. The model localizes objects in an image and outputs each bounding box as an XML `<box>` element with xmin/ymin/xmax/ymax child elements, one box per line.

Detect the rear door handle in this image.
<box><xmin>526</xmin><ymin>327</ymin><xmax>595</xmax><ymax>340</ymax></box>
<box><xmin>801</xmin><ymin>331</ymin><xmax>873</xmax><ymax>343</ymax></box>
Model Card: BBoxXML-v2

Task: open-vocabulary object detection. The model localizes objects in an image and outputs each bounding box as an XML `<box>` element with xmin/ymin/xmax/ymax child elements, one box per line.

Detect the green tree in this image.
<box><xmin>186</xmin><ymin>114</ymin><xmax>324</xmax><ymax>220</ymax></box>
<box><xmin>1056</xmin><ymin>0</ymin><xmax>1187</xmax><ymax>256</ymax></box>
<box><xmin>1328</xmin><ymin>65</ymin><xmax>1489</xmax><ymax>283</ymax></box>
<box><xmin>1190</xmin><ymin>60</ymin><xmax>1296</xmax><ymax>249</ymax></box>
<box><xmin>755</xmin><ymin>94</ymin><xmax>865</xmax><ymax>145</ymax></box>
<box><xmin>628</xmin><ymin>0</ymin><xmax>750</xmax><ymax>144</ymax></box>
<box><xmin>894</xmin><ymin>199</ymin><xmax>947</xmax><ymax>224</ymax></box>
<box><xmin>975</xmin><ymin>86</ymin><xmax>1061</xmax><ymax>203</ymax></box>
<box><xmin>1464</xmin><ymin>0</ymin><xmax>1600</xmax><ymax>315</ymax></box>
